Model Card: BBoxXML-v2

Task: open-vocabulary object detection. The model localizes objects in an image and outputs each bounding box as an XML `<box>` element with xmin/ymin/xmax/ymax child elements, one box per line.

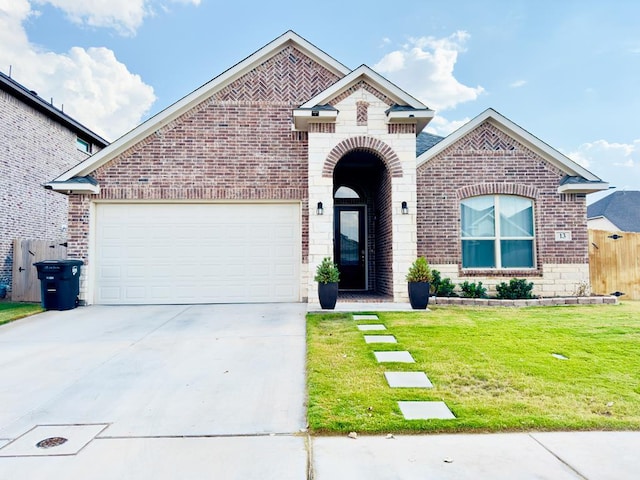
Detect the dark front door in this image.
<box><xmin>334</xmin><ymin>206</ymin><xmax>366</xmax><ymax>290</ymax></box>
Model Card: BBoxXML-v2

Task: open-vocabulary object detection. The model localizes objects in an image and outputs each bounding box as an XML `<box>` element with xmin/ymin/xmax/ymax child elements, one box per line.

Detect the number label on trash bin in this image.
<box><xmin>72</xmin><ymin>266</ymin><xmax>78</xmax><ymax>276</ymax></box>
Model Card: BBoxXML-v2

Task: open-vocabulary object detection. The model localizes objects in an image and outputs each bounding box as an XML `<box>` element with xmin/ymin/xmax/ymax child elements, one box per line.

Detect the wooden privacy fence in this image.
<box><xmin>11</xmin><ymin>239</ymin><xmax>68</xmax><ymax>302</ymax></box>
<box><xmin>589</xmin><ymin>229</ymin><xmax>640</xmax><ymax>300</ymax></box>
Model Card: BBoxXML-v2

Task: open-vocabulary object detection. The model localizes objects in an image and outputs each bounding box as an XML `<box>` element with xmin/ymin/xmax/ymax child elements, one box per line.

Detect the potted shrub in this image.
<box><xmin>314</xmin><ymin>257</ymin><xmax>340</xmax><ymax>309</ymax></box>
<box><xmin>406</xmin><ymin>257</ymin><xmax>433</xmax><ymax>309</ymax></box>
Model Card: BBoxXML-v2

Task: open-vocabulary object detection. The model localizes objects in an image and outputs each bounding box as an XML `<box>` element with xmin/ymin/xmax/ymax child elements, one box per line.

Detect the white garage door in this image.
<box><xmin>94</xmin><ymin>203</ymin><xmax>300</xmax><ymax>304</ymax></box>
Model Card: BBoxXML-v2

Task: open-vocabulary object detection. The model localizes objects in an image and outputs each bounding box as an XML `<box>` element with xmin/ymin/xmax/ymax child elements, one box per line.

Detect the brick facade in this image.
<box><xmin>68</xmin><ymin>46</ymin><xmax>340</xmax><ymax>298</ymax></box>
<box><xmin>57</xmin><ymin>33</ymin><xmax>599</xmax><ymax>304</ymax></box>
<box><xmin>0</xmin><ymin>88</ymin><xmax>99</xmax><ymax>292</ymax></box>
<box><xmin>417</xmin><ymin>121</ymin><xmax>589</xmax><ymax>296</ymax></box>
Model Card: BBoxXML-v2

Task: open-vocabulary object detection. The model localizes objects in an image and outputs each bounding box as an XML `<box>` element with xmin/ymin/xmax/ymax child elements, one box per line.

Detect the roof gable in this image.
<box><xmin>293</xmin><ymin>65</ymin><xmax>434</xmax><ymax>133</ymax></box>
<box><xmin>49</xmin><ymin>31</ymin><xmax>351</xmax><ymax>186</ymax></box>
<box><xmin>417</xmin><ymin>108</ymin><xmax>608</xmax><ymax>194</ymax></box>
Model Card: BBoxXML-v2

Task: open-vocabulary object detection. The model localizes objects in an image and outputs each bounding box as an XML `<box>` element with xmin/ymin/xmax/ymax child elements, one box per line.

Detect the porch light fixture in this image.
<box><xmin>401</xmin><ymin>201</ymin><xmax>409</xmax><ymax>215</ymax></box>
<box><xmin>317</xmin><ymin>201</ymin><xmax>324</xmax><ymax>215</ymax></box>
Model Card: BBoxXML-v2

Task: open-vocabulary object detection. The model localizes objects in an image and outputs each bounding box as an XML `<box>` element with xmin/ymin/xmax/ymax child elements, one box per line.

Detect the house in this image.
<box><xmin>587</xmin><ymin>191</ymin><xmax>640</xmax><ymax>232</ymax></box>
<box><xmin>0</xmin><ymin>71</ymin><xmax>108</xmax><ymax>296</ymax></box>
<box><xmin>46</xmin><ymin>31</ymin><xmax>608</xmax><ymax>305</ymax></box>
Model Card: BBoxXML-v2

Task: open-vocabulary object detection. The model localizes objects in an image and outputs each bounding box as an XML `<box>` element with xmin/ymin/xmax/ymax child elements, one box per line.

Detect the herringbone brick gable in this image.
<box><xmin>215</xmin><ymin>46</ymin><xmax>341</xmax><ymax>104</ymax></box>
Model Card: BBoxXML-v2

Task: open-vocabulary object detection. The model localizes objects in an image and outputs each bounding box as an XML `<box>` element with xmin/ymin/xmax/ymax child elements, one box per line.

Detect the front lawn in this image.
<box><xmin>0</xmin><ymin>302</ymin><xmax>43</xmax><ymax>326</ymax></box>
<box><xmin>307</xmin><ymin>302</ymin><xmax>640</xmax><ymax>434</ymax></box>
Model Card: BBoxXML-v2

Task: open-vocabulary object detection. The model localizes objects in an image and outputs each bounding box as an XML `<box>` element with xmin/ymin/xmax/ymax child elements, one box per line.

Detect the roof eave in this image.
<box><xmin>292</xmin><ymin>108</ymin><xmax>339</xmax><ymax>131</ymax></box>
<box><xmin>557</xmin><ymin>182</ymin><xmax>609</xmax><ymax>194</ymax></box>
<box><xmin>387</xmin><ymin>109</ymin><xmax>435</xmax><ymax>133</ymax></box>
<box><xmin>45</xmin><ymin>181</ymin><xmax>100</xmax><ymax>195</ymax></box>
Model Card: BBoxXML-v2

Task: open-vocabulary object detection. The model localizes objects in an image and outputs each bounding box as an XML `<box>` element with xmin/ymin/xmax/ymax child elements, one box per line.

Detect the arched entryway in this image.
<box><xmin>333</xmin><ymin>149</ymin><xmax>393</xmax><ymax>296</ymax></box>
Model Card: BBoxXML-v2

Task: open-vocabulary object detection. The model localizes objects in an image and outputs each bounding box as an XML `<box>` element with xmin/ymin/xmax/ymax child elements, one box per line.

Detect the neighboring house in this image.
<box><xmin>587</xmin><ymin>191</ymin><xmax>640</xmax><ymax>232</ymax></box>
<box><xmin>0</xmin><ymin>71</ymin><xmax>108</xmax><ymax>295</ymax></box>
<box><xmin>46</xmin><ymin>31</ymin><xmax>608</xmax><ymax>305</ymax></box>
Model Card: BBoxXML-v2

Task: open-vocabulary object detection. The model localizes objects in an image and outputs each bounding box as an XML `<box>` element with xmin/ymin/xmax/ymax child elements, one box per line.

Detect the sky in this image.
<box><xmin>1</xmin><ymin>0</ymin><xmax>639</xmax><ymax>202</ymax></box>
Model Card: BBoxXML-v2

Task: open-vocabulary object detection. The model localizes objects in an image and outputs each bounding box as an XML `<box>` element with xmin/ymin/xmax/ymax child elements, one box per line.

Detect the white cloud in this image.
<box><xmin>374</xmin><ymin>31</ymin><xmax>484</xmax><ymax>111</ymax></box>
<box><xmin>509</xmin><ymin>79</ymin><xmax>527</xmax><ymax>88</ymax></box>
<box><xmin>0</xmin><ymin>0</ymin><xmax>157</xmax><ymax>140</ymax></box>
<box><xmin>32</xmin><ymin>0</ymin><xmax>200</xmax><ymax>35</ymax></box>
<box><xmin>425</xmin><ymin>115</ymin><xmax>471</xmax><ymax>137</ymax></box>
<box><xmin>566</xmin><ymin>139</ymin><xmax>640</xmax><ymax>192</ymax></box>
<box><xmin>0</xmin><ymin>1</ymin><xmax>201</xmax><ymax>140</ymax></box>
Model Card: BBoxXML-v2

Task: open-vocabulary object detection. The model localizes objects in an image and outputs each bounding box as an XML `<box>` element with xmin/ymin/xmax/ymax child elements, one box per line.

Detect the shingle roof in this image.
<box><xmin>416</xmin><ymin>131</ymin><xmax>444</xmax><ymax>156</ymax></box>
<box><xmin>587</xmin><ymin>191</ymin><xmax>640</xmax><ymax>232</ymax></box>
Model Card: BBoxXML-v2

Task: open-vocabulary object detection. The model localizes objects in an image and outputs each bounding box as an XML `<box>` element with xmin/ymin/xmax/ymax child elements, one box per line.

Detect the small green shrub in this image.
<box><xmin>431</xmin><ymin>270</ymin><xmax>457</xmax><ymax>297</ymax></box>
<box><xmin>314</xmin><ymin>257</ymin><xmax>340</xmax><ymax>284</ymax></box>
<box><xmin>406</xmin><ymin>257</ymin><xmax>433</xmax><ymax>283</ymax></box>
<box><xmin>496</xmin><ymin>278</ymin><xmax>535</xmax><ymax>299</ymax></box>
<box><xmin>459</xmin><ymin>280</ymin><xmax>488</xmax><ymax>298</ymax></box>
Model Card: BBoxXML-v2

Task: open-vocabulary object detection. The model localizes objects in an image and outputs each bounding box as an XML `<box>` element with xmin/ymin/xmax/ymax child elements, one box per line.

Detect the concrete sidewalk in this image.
<box><xmin>1</xmin><ymin>430</ymin><xmax>638</xmax><ymax>479</ymax></box>
<box><xmin>312</xmin><ymin>431</ymin><xmax>640</xmax><ymax>479</ymax></box>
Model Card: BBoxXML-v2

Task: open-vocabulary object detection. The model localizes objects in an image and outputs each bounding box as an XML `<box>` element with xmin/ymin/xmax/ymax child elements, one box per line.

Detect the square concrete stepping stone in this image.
<box><xmin>357</xmin><ymin>324</ymin><xmax>386</xmax><ymax>331</ymax></box>
<box><xmin>374</xmin><ymin>351</ymin><xmax>414</xmax><ymax>363</ymax></box>
<box><xmin>353</xmin><ymin>314</ymin><xmax>379</xmax><ymax>320</ymax></box>
<box><xmin>398</xmin><ymin>401</ymin><xmax>455</xmax><ymax>420</ymax></box>
<box><xmin>385</xmin><ymin>371</ymin><xmax>433</xmax><ymax>388</ymax></box>
<box><xmin>364</xmin><ymin>335</ymin><xmax>396</xmax><ymax>344</ymax></box>
<box><xmin>0</xmin><ymin>424</ymin><xmax>109</xmax><ymax>457</ymax></box>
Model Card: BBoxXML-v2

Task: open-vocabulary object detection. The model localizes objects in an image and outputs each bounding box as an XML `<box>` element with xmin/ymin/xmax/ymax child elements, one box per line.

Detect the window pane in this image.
<box><xmin>335</xmin><ymin>186</ymin><xmax>360</xmax><ymax>199</ymax></box>
<box><xmin>462</xmin><ymin>240</ymin><xmax>495</xmax><ymax>268</ymax></box>
<box><xmin>500</xmin><ymin>196</ymin><xmax>533</xmax><ymax>237</ymax></box>
<box><xmin>501</xmin><ymin>240</ymin><xmax>534</xmax><ymax>268</ymax></box>
<box><xmin>339</xmin><ymin>211</ymin><xmax>360</xmax><ymax>265</ymax></box>
<box><xmin>461</xmin><ymin>196</ymin><xmax>495</xmax><ymax>237</ymax></box>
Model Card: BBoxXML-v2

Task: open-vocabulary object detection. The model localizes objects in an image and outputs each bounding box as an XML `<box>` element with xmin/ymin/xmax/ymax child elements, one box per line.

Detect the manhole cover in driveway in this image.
<box><xmin>36</xmin><ymin>437</ymin><xmax>68</xmax><ymax>449</ymax></box>
<box><xmin>0</xmin><ymin>424</ymin><xmax>109</xmax><ymax>457</ymax></box>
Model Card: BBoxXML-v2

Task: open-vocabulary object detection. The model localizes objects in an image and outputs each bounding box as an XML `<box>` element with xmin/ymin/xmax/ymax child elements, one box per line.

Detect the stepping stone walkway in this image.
<box><xmin>357</xmin><ymin>324</ymin><xmax>387</xmax><ymax>331</ymax></box>
<box><xmin>398</xmin><ymin>401</ymin><xmax>456</xmax><ymax>420</ymax></box>
<box><xmin>354</xmin><ymin>314</ymin><xmax>456</xmax><ymax>421</ymax></box>
<box><xmin>363</xmin><ymin>335</ymin><xmax>397</xmax><ymax>344</ymax></box>
<box><xmin>385</xmin><ymin>371</ymin><xmax>433</xmax><ymax>388</ymax></box>
<box><xmin>373</xmin><ymin>351</ymin><xmax>414</xmax><ymax>363</ymax></box>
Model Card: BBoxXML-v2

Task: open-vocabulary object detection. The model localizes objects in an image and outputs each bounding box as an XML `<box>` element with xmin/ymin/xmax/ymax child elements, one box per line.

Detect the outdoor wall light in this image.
<box><xmin>317</xmin><ymin>201</ymin><xmax>324</xmax><ymax>215</ymax></box>
<box><xmin>401</xmin><ymin>201</ymin><xmax>409</xmax><ymax>215</ymax></box>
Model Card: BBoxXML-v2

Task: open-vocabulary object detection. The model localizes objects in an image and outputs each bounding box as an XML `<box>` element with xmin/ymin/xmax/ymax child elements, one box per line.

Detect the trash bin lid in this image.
<box><xmin>34</xmin><ymin>259</ymin><xmax>84</xmax><ymax>265</ymax></box>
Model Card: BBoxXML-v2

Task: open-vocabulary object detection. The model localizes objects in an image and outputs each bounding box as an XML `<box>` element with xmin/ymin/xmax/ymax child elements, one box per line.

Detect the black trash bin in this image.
<box><xmin>34</xmin><ymin>260</ymin><xmax>83</xmax><ymax>310</ymax></box>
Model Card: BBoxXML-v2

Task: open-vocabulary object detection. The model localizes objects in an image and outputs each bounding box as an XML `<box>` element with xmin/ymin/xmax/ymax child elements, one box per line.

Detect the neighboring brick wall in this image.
<box><xmin>68</xmin><ymin>45</ymin><xmax>341</xmax><ymax>293</ymax></box>
<box><xmin>0</xmin><ymin>90</ymin><xmax>93</xmax><ymax>290</ymax></box>
<box><xmin>417</xmin><ymin>121</ymin><xmax>588</xmax><ymax>284</ymax></box>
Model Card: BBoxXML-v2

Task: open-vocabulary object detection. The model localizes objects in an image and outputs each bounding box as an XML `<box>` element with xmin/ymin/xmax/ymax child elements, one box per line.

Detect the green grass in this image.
<box><xmin>0</xmin><ymin>302</ymin><xmax>43</xmax><ymax>326</ymax></box>
<box><xmin>307</xmin><ymin>302</ymin><xmax>640</xmax><ymax>434</ymax></box>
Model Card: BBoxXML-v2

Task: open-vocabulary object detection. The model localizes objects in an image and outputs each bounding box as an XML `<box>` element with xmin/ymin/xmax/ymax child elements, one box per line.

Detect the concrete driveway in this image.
<box><xmin>0</xmin><ymin>304</ymin><xmax>308</xmax><ymax>478</ymax></box>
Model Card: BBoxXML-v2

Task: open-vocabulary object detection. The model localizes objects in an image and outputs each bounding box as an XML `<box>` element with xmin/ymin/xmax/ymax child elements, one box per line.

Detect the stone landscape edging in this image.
<box><xmin>431</xmin><ymin>296</ymin><xmax>619</xmax><ymax>307</ymax></box>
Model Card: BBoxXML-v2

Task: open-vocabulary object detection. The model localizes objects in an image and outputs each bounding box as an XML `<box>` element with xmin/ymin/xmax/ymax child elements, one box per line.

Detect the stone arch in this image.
<box><xmin>322</xmin><ymin>136</ymin><xmax>403</xmax><ymax>178</ymax></box>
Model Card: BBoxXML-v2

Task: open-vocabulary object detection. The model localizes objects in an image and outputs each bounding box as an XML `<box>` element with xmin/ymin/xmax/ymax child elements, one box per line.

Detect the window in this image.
<box><xmin>76</xmin><ymin>137</ymin><xmax>91</xmax><ymax>153</ymax></box>
<box><xmin>461</xmin><ymin>195</ymin><xmax>535</xmax><ymax>269</ymax></box>
<box><xmin>334</xmin><ymin>186</ymin><xmax>361</xmax><ymax>199</ymax></box>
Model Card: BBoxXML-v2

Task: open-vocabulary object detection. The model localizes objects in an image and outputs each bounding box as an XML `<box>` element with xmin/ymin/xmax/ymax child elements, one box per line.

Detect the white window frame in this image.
<box><xmin>461</xmin><ymin>195</ymin><xmax>536</xmax><ymax>270</ymax></box>
<box><xmin>76</xmin><ymin>137</ymin><xmax>92</xmax><ymax>154</ymax></box>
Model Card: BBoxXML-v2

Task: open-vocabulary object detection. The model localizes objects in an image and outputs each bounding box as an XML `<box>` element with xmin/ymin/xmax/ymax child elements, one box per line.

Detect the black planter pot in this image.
<box><xmin>408</xmin><ymin>282</ymin><xmax>430</xmax><ymax>309</ymax></box>
<box><xmin>318</xmin><ymin>282</ymin><xmax>339</xmax><ymax>309</ymax></box>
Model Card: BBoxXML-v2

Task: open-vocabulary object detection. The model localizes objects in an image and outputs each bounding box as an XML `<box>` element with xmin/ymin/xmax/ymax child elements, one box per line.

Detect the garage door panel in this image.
<box><xmin>95</xmin><ymin>203</ymin><xmax>300</xmax><ymax>305</ymax></box>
